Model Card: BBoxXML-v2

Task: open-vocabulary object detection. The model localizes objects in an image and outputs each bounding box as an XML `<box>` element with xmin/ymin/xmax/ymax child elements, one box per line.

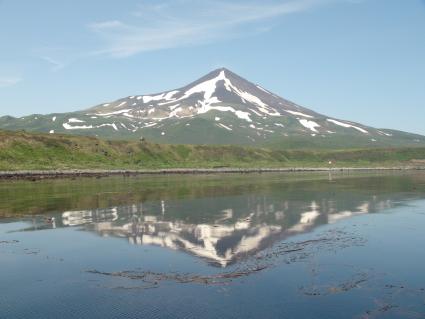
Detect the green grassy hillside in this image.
<box><xmin>2</xmin><ymin>112</ymin><xmax>425</xmax><ymax>150</ymax></box>
<box><xmin>1</xmin><ymin>129</ymin><xmax>425</xmax><ymax>170</ymax></box>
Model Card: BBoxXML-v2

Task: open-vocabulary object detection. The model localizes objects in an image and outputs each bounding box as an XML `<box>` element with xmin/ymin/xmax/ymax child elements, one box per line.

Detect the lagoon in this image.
<box><xmin>1</xmin><ymin>172</ymin><xmax>425</xmax><ymax>318</ymax></box>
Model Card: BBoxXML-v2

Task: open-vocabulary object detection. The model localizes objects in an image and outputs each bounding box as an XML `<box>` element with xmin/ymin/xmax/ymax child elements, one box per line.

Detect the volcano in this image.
<box><xmin>1</xmin><ymin>68</ymin><xmax>424</xmax><ymax>149</ymax></box>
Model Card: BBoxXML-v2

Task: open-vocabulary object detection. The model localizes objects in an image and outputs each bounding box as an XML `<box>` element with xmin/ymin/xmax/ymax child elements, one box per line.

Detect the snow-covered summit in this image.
<box><xmin>83</xmin><ymin>67</ymin><xmax>373</xmax><ymax>136</ymax></box>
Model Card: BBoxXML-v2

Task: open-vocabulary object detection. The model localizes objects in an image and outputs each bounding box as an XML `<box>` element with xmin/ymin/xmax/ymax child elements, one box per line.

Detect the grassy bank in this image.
<box><xmin>1</xmin><ymin>130</ymin><xmax>425</xmax><ymax>170</ymax></box>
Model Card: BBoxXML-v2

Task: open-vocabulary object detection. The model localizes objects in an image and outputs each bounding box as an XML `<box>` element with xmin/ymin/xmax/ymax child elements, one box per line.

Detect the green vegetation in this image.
<box><xmin>2</xmin><ymin>112</ymin><xmax>425</xmax><ymax>150</ymax></box>
<box><xmin>1</xmin><ymin>129</ymin><xmax>425</xmax><ymax>170</ymax></box>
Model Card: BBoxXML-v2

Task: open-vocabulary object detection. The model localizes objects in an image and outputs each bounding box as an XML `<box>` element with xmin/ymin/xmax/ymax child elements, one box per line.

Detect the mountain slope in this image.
<box><xmin>2</xmin><ymin>129</ymin><xmax>425</xmax><ymax>171</ymax></box>
<box><xmin>1</xmin><ymin>68</ymin><xmax>424</xmax><ymax>149</ymax></box>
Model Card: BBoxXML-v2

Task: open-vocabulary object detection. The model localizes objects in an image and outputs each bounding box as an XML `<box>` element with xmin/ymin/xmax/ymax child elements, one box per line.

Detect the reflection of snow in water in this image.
<box><xmin>289</xmin><ymin>201</ymin><xmax>321</xmax><ymax>232</ymax></box>
<box><xmin>62</xmin><ymin>208</ymin><xmax>118</xmax><ymax>226</ymax></box>
<box><xmin>57</xmin><ymin>196</ymin><xmax>395</xmax><ymax>267</ymax></box>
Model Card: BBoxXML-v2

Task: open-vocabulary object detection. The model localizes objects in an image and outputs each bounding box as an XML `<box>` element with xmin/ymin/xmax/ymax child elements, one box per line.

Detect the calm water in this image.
<box><xmin>1</xmin><ymin>172</ymin><xmax>425</xmax><ymax>319</ymax></box>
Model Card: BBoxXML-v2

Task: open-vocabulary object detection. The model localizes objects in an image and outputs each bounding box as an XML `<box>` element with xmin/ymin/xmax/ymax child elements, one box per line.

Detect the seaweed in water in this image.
<box><xmin>87</xmin><ymin>265</ymin><xmax>268</xmax><ymax>288</ymax></box>
<box><xmin>359</xmin><ymin>285</ymin><xmax>425</xmax><ymax>319</ymax></box>
<box><xmin>0</xmin><ymin>240</ymin><xmax>19</xmax><ymax>244</ymax></box>
<box><xmin>300</xmin><ymin>271</ymin><xmax>370</xmax><ymax>296</ymax></box>
<box><xmin>301</xmin><ymin>271</ymin><xmax>425</xmax><ymax>318</ymax></box>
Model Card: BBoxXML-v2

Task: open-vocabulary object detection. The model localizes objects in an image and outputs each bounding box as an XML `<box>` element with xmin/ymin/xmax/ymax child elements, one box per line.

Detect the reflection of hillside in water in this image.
<box><xmin>59</xmin><ymin>194</ymin><xmax>395</xmax><ymax>267</ymax></box>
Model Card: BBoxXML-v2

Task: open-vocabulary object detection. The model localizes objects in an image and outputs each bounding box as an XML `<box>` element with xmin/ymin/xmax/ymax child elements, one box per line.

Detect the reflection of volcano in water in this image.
<box><xmin>58</xmin><ymin>194</ymin><xmax>395</xmax><ymax>267</ymax></box>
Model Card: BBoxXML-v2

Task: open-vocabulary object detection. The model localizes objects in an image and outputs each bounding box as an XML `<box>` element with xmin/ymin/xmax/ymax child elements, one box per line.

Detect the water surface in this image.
<box><xmin>1</xmin><ymin>172</ymin><xmax>425</xmax><ymax>318</ymax></box>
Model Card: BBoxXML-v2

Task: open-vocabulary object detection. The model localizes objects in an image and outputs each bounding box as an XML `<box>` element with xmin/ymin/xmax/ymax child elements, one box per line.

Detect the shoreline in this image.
<box><xmin>1</xmin><ymin>167</ymin><xmax>425</xmax><ymax>181</ymax></box>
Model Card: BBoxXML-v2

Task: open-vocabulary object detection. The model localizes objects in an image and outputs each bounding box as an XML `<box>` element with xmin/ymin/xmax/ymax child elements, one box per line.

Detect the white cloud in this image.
<box><xmin>0</xmin><ymin>77</ymin><xmax>21</xmax><ymax>88</ymax></box>
<box><xmin>88</xmin><ymin>0</ymin><xmax>334</xmax><ymax>58</ymax></box>
<box><xmin>90</xmin><ymin>20</ymin><xmax>124</xmax><ymax>30</ymax></box>
<box><xmin>41</xmin><ymin>56</ymin><xmax>66</xmax><ymax>72</ymax></box>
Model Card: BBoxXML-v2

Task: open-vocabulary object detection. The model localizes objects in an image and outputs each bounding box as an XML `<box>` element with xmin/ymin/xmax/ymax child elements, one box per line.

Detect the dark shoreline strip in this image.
<box><xmin>0</xmin><ymin>167</ymin><xmax>424</xmax><ymax>181</ymax></box>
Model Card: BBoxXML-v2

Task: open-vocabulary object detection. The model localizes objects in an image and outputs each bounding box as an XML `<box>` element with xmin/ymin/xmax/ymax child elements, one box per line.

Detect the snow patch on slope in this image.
<box><xmin>63</xmin><ymin>121</ymin><xmax>118</xmax><ymax>131</ymax></box>
<box><xmin>256</xmin><ymin>85</ymin><xmax>271</xmax><ymax>94</ymax></box>
<box><xmin>96</xmin><ymin>109</ymin><xmax>132</xmax><ymax>116</ymax></box>
<box><xmin>198</xmin><ymin>105</ymin><xmax>252</xmax><ymax>122</ymax></box>
<box><xmin>68</xmin><ymin>118</ymin><xmax>85</xmax><ymax>123</ymax></box>
<box><xmin>299</xmin><ymin>119</ymin><xmax>320</xmax><ymax>133</ymax></box>
<box><xmin>184</xmin><ymin>72</ymin><xmax>227</xmax><ymax>101</ymax></box>
<box><xmin>285</xmin><ymin>110</ymin><xmax>314</xmax><ymax>118</ymax></box>
<box><xmin>63</xmin><ymin>123</ymin><xmax>93</xmax><ymax>130</ymax></box>
<box><xmin>377</xmin><ymin>130</ymin><xmax>392</xmax><ymax>137</ymax></box>
<box><xmin>327</xmin><ymin>119</ymin><xmax>368</xmax><ymax>134</ymax></box>
<box><xmin>164</xmin><ymin>90</ymin><xmax>179</xmax><ymax>100</ymax></box>
<box><xmin>116</xmin><ymin>101</ymin><xmax>127</xmax><ymax>108</ymax></box>
<box><xmin>168</xmin><ymin>103</ymin><xmax>181</xmax><ymax>110</ymax></box>
<box><xmin>216</xmin><ymin>123</ymin><xmax>232</xmax><ymax>131</ymax></box>
<box><xmin>143</xmin><ymin>94</ymin><xmax>166</xmax><ymax>104</ymax></box>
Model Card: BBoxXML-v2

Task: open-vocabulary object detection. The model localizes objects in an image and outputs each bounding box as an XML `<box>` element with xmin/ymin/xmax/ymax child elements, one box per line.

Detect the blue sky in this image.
<box><xmin>1</xmin><ymin>0</ymin><xmax>424</xmax><ymax>134</ymax></box>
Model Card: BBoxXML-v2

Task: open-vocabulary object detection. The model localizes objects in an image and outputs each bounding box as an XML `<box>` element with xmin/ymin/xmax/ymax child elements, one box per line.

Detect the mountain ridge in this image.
<box><xmin>1</xmin><ymin>68</ymin><xmax>424</xmax><ymax>149</ymax></box>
